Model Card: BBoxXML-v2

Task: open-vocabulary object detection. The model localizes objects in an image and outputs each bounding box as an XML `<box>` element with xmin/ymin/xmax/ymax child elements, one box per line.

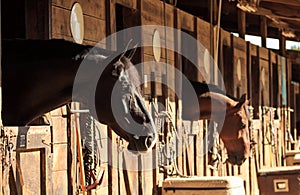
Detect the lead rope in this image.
<box><xmin>84</xmin><ymin>115</ymin><xmax>105</xmax><ymax>191</ymax></box>
<box><xmin>208</xmin><ymin>124</ymin><xmax>223</xmax><ymax>171</ymax></box>
<box><xmin>152</xmin><ymin>102</ymin><xmax>189</xmax><ymax>178</ymax></box>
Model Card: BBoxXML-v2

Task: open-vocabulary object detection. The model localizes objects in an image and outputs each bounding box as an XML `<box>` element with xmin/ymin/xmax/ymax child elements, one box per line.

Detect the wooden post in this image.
<box><xmin>0</xmin><ymin>0</ymin><xmax>6</xmax><ymax>193</ymax></box>
<box><xmin>237</xmin><ymin>9</ymin><xmax>246</xmax><ymax>39</ymax></box>
<box><xmin>0</xmin><ymin>0</ymin><xmax>2</xmax><ymax>192</ymax></box>
<box><xmin>247</xmin><ymin>42</ymin><xmax>252</xmax><ymax>98</ymax></box>
<box><xmin>260</xmin><ymin>16</ymin><xmax>267</xmax><ymax>48</ymax></box>
<box><xmin>279</xmin><ymin>30</ymin><xmax>286</xmax><ymax>56</ymax></box>
<box><xmin>66</xmin><ymin>104</ymin><xmax>76</xmax><ymax>195</ymax></box>
<box><xmin>105</xmin><ymin>0</ymin><xmax>116</xmax><ymax>50</ymax></box>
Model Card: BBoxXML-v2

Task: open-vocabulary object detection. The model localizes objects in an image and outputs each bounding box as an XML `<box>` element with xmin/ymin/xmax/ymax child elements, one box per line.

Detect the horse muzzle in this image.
<box><xmin>227</xmin><ymin>154</ymin><xmax>247</xmax><ymax>166</ymax></box>
<box><xmin>128</xmin><ymin>132</ymin><xmax>157</xmax><ymax>154</ymax></box>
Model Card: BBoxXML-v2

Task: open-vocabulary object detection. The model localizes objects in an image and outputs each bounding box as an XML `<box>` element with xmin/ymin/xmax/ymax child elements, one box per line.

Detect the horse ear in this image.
<box><xmin>118</xmin><ymin>39</ymin><xmax>133</xmax><ymax>60</ymax></box>
<box><xmin>125</xmin><ymin>43</ymin><xmax>138</xmax><ymax>60</ymax></box>
<box><xmin>235</xmin><ymin>94</ymin><xmax>248</xmax><ymax>108</ymax></box>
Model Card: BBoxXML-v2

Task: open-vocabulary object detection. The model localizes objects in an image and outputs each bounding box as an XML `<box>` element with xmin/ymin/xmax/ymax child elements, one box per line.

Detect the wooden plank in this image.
<box><xmin>179</xmin><ymin>10</ymin><xmax>194</xmax><ymax>32</ymax></box>
<box><xmin>259</xmin><ymin>47</ymin><xmax>269</xmax><ymax>60</ymax></box>
<box><xmin>19</xmin><ymin>150</ymin><xmax>44</xmax><ymax>194</ymax></box>
<box><xmin>122</xmin><ymin>151</ymin><xmax>139</xmax><ymax>194</ymax></box>
<box><xmin>25</xmin><ymin>0</ymin><xmax>50</xmax><ymax>39</ymax></box>
<box><xmin>52</xmin><ymin>0</ymin><xmax>106</xmax><ymax>20</ymax></box>
<box><xmin>107</xmin><ymin>127</ymin><xmax>113</xmax><ymax>195</ymax></box>
<box><xmin>83</xmin><ymin>15</ymin><xmax>106</xmax><ymax>42</ymax></box>
<box><xmin>51</xmin><ymin>6</ymin><xmax>72</xmax><ymax>37</ymax></box>
<box><xmin>220</xmin><ymin>28</ymin><xmax>231</xmax><ymax>47</ymax></box>
<box><xmin>141</xmin><ymin>154</ymin><xmax>153</xmax><ymax>195</ymax></box>
<box><xmin>251</xmin><ymin>50</ymin><xmax>260</xmax><ymax>118</ymax></box>
<box><xmin>270</xmin><ymin>51</ymin><xmax>277</xmax><ymax>107</ymax></box>
<box><xmin>197</xmin><ymin>18</ymin><xmax>211</xmax><ymax>51</ymax></box>
<box><xmin>218</xmin><ymin>28</ymin><xmax>231</xmax><ymax>86</ymax></box>
<box><xmin>233</xmin><ymin>49</ymin><xmax>247</xmax><ymax>97</ymax></box>
<box><xmin>260</xmin><ymin>58</ymin><xmax>270</xmax><ymax>106</ymax></box>
<box><xmin>182</xmin><ymin>120</ymin><xmax>191</xmax><ymax>175</ymax></box>
<box><xmin>233</xmin><ymin>36</ymin><xmax>246</xmax><ymax>52</ymax></box>
<box><xmin>142</xmin><ymin>30</ymin><xmax>175</xmax><ymax>62</ymax></box>
<box><xmin>143</xmin><ymin>54</ymin><xmax>176</xmax><ymax>97</ymax></box>
<box><xmin>249</xmin><ymin>42</ymin><xmax>258</xmax><ymax>55</ymax></box>
<box><xmin>268</xmin><ymin>52</ymin><xmax>273</xmax><ymax>108</ymax></box>
<box><xmin>0</xmin><ymin>1</ymin><xmax>2</xmax><ymax>192</ymax></box>
<box><xmin>52</xmin><ymin>144</ymin><xmax>68</xmax><ymax>171</ymax></box>
<box><xmin>186</xmin><ymin>135</ymin><xmax>195</xmax><ymax>175</ymax></box>
<box><xmin>246</xmin><ymin>42</ymin><xmax>252</xmax><ymax>98</ymax></box>
<box><xmin>286</xmin><ymin>59</ymin><xmax>292</xmax><ymax>107</ymax></box>
<box><xmin>222</xmin><ymin>34</ymin><xmax>234</xmax><ymax>96</ymax></box>
<box><xmin>141</xmin><ymin>0</ymin><xmax>174</xmax><ymax>27</ymax></box>
<box><xmin>7</xmin><ymin>126</ymin><xmax>53</xmax><ymax>195</ymax></box>
<box><xmin>51</xmin><ymin>6</ymin><xmax>106</xmax><ymax>44</ymax></box>
<box><xmin>51</xmin><ymin>117</ymin><xmax>67</xmax><ymax>144</ymax></box>
<box><xmin>115</xmin><ymin>0</ymin><xmax>137</xmax><ymax>9</ymax></box>
<box><xmin>195</xmin><ymin>120</ymin><xmax>204</xmax><ymax>176</ymax></box>
<box><xmin>52</xmin><ymin>171</ymin><xmax>68</xmax><ymax>194</ymax></box>
<box><xmin>250</xmin><ymin>155</ymin><xmax>259</xmax><ymax>195</ymax></box>
<box><xmin>105</xmin><ymin>0</ymin><xmax>116</xmax><ymax>50</ymax></box>
<box><xmin>50</xmin><ymin>106</ymin><xmax>67</xmax><ymax>117</ymax></box>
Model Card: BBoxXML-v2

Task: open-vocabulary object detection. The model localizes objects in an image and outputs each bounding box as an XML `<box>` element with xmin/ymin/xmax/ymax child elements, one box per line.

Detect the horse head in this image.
<box><xmin>219</xmin><ymin>94</ymin><xmax>251</xmax><ymax>165</ymax></box>
<box><xmin>95</xmin><ymin>42</ymin><xmax>157</xmax><ymax>154</ymax></box>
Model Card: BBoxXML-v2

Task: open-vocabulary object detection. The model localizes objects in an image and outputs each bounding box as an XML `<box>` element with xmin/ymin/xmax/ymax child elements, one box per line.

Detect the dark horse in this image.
<box><xmin>183</xmin><ymin>81</ymin><xmax>251</xmax><ymax>165</ymax></box>
<box><xmin>2</xmin><ymin>39</ymin><xmax>157</xmax><ymax>153</ymax></box>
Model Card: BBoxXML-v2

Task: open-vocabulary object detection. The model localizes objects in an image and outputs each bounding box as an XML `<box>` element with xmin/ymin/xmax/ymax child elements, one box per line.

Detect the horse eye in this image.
<box><xmin>241</xmin><ymin>123</ymin><xmax>246</xmax><ymax>129</ymax></box>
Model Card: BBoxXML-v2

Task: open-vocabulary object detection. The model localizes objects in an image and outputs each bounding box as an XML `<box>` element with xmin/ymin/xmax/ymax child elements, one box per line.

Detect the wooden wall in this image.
<box><xmin>220</xmin><ymin>29</ymin><xmax>233</xmax><ymax>95</ymax></box>
<box><xmin>141</xmin><ymin>0</ymin><xmax>175</xmax><ymax>99</ymax></box>
<box><xmin>175</xmin><ymin>8</ymin><xmax>213</xmax><ymax>184</ymax></box>
<box><xmin>51</xmin><ymin>0</ymin><xmax>106</xmax><ymax>46</ymax></box>
<box><xmin>259</xmin><ymin>47</ymin><xmax>270</xmax><ymax>107</ymax></box>
<box><xmin>232</xmin><ymin>36</ymin><xmax>248</xmax><ymax>97</ymax></box>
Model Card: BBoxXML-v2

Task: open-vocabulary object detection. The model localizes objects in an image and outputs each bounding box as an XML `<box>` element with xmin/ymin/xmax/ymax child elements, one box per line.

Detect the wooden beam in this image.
<box><xmin>260</xmin><ymin>16</ymin><xmax>267</xmax><ymax>47</ymax></box>
<box><xmin>237</xmin><ymin>9</ymin><xmax>246</xmax><ymax>39</ymax></box>
<box><xmin>0</xmin><ymin>0</ymin><xmax>3</xmax><ymax>194</ymax></box>
<box><xmin>106</xmin><ymin>0</ymin><xmax>116</xmax><ymax>50</ymax></box>
<box><xmin>213</xmin><ymin>0</ymin><xmax>218</xmax><ymax>25</ymax></box>
<box><xmin>279</xmin><ymin>30</ymin><xmax>286</xmax><ymax>56</ymax></box>
<box><xmin>0</xmin><ymin>0</ymin><xmax>2</xmax><ymax>127</ymax></box>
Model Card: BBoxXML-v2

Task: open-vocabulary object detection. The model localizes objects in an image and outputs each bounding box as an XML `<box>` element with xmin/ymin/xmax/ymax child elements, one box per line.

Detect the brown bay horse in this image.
<box><xmin>183</xmin><ymin>81</ymin><xmax>251</xmax><ymax>165</ymax></box>
<box><xmin>2</xmin><ymin>39</ymin><xmax>157</xmax><ymax>153</ymax></box>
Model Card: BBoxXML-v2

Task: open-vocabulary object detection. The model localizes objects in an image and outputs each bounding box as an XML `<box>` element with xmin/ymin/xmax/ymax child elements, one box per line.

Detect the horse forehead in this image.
<box><xmin>120</xmin><ymin>56</ymin><xmax>131</xmax><ymax>69</ymax></box>
<box><xmin>243</xmin><ymin>105</ymin><xmax>250</xmax><ymax>119</ymax></box>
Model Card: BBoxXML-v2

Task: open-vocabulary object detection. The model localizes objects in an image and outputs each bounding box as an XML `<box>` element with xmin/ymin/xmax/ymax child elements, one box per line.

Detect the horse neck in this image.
<box><xmin>198</xmin><ymin>92</ymin><xmax>237</xmax><ymax>123</ymax></box>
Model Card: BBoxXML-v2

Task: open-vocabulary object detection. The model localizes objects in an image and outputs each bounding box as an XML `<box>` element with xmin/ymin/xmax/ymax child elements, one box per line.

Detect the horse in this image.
<box><xmin>182</xmin><ymin>80</ymin><xmax>251</xmax><ymax>165</ymax></box>
<box><xmin>2</xmin><ymin>39</ymin><xmax>157</xmax><ymax>153</ymax></box>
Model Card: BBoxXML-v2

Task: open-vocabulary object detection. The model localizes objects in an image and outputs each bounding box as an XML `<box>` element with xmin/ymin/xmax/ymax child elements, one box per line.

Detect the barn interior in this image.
<box><xmin>0</xmin><ymin>0</ymin><xmax>300</xmax><ymax>194</ymax></box>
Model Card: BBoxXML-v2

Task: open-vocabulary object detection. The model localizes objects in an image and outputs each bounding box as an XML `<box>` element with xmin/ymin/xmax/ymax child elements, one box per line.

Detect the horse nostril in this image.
<box><xmin>145</xmin><ymin>136</ymin><xmax>154</xmax><ymax>149</ymax></box>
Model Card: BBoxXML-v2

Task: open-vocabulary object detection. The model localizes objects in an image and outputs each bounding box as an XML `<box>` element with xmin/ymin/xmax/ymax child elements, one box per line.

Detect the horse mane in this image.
<box><xmin>121</xmin><ymin>57</ymin><xmax>142</xmax><ymax>92</ymax></box>
<box><xmin>3</xmin><ymin>39</ymin><xmax>114</xmax><ymax>62</ymax></box>
<box><xmin>189</xmin><ymin>80</ymin><xmax>239</xmax><ymax>101</ymax></box>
